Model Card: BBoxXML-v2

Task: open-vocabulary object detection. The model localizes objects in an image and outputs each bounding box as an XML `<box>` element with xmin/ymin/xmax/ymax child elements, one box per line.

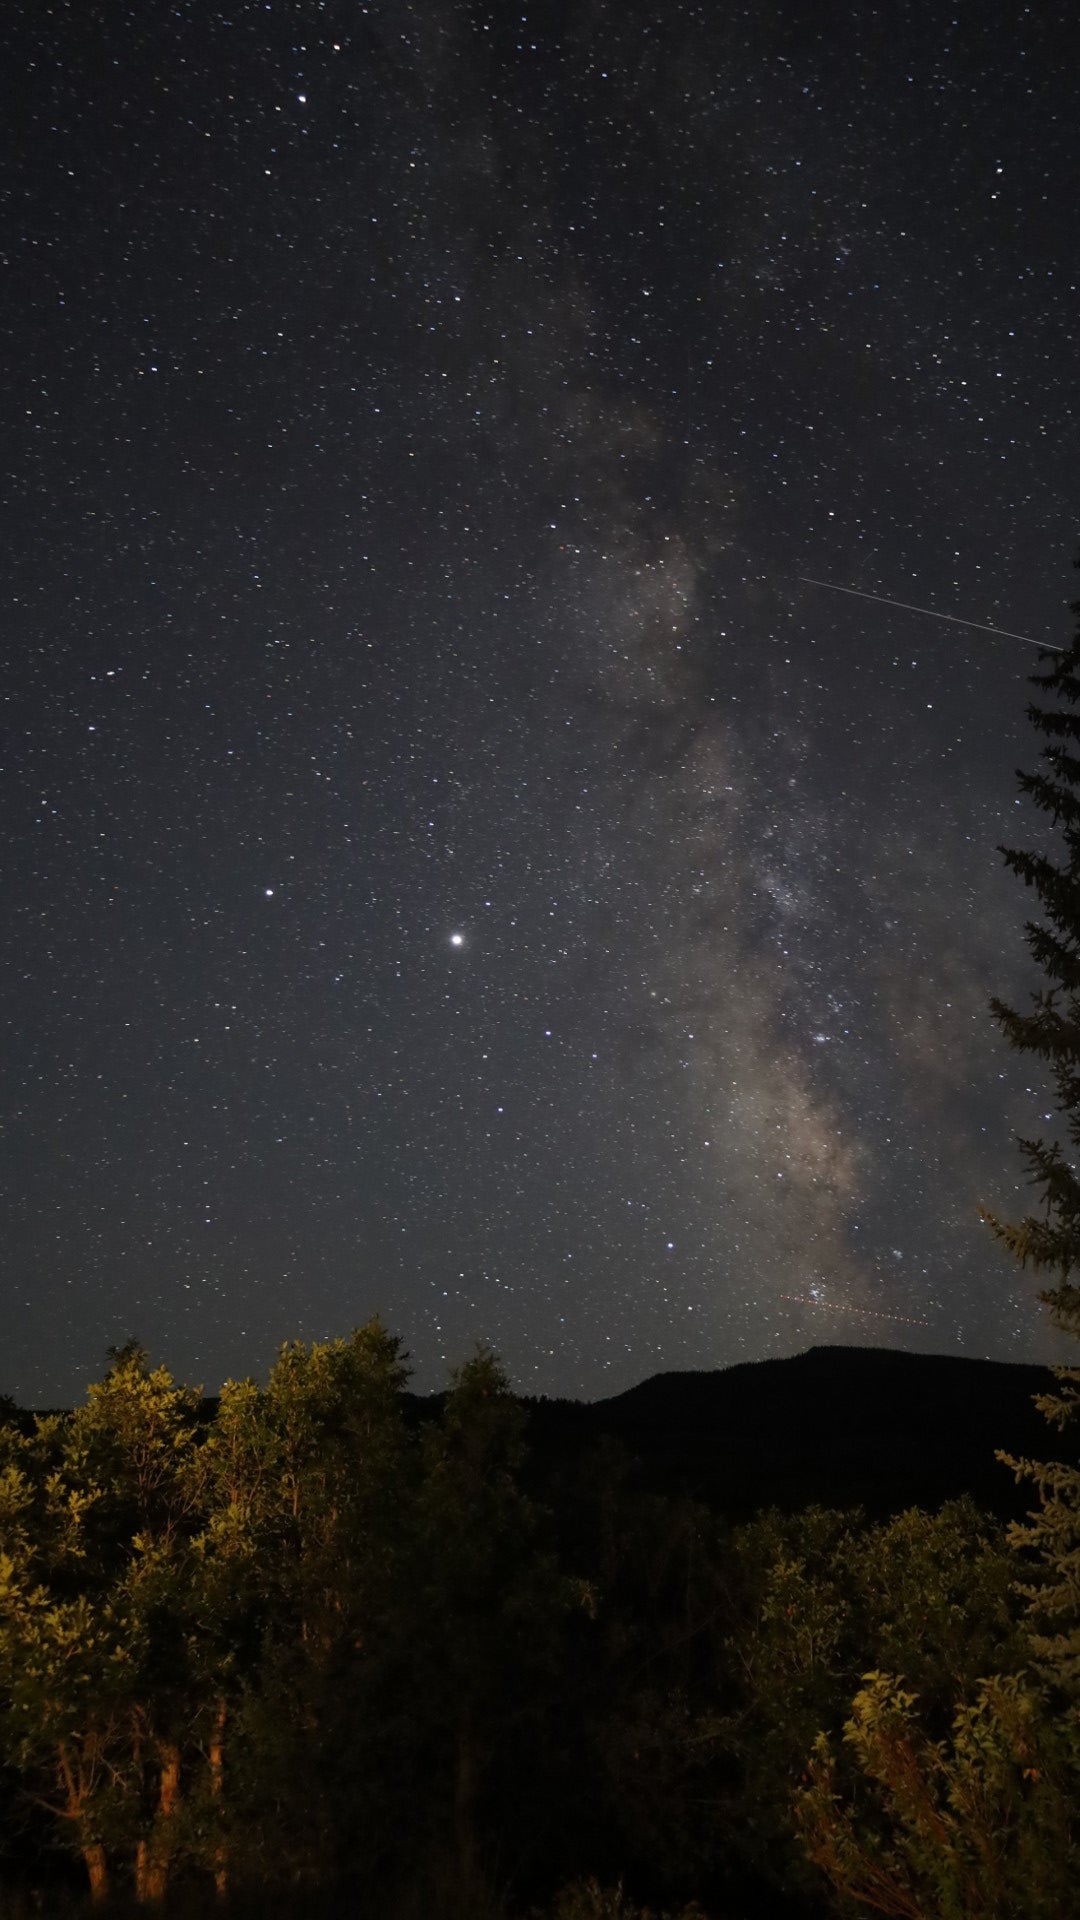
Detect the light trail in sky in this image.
<box><xmin>781</xmin><ymin>1294</ymin><xmax>930</xmax><ymax>1328</ymax></box>
<box><xmin>797</xmin><ymin>576</ymin><xmax>1062</xmax><ymax>652</ymax></box>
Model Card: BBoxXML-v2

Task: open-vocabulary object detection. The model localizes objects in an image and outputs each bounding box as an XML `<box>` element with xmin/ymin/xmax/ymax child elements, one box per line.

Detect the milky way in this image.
<box><xmin>2</xmin><ymin>1</ymin><xmax>1078</xmax><ymax>1403</ymax></box>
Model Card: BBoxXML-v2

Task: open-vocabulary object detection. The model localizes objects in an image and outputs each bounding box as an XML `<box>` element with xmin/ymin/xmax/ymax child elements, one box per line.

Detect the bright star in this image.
<box><xmin>450</xmin><ymin>932</ymin><xmax>464</xmax><ymax>947</ymax></box>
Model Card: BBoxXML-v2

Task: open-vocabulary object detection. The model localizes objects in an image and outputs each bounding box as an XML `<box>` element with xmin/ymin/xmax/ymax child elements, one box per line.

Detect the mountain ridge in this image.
<box><xmin>521</xmin><ymin>1343</ymin><xmax>1059</xmax><ymax>1520</ymax></box>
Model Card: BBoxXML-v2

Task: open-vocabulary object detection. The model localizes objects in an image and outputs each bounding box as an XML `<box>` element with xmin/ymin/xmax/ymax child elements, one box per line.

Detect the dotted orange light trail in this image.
<box><xmin>781</xmin><ymin>1296</ymin><xmax>930</xmax><ymax>1329</ymax></box>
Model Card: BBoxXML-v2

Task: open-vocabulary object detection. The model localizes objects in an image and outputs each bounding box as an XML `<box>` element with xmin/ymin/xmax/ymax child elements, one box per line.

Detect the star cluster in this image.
<box><xmin>2</xmin><ymin>0</ymin><xmax>1078</xmax><ymax>1403</ymax></box>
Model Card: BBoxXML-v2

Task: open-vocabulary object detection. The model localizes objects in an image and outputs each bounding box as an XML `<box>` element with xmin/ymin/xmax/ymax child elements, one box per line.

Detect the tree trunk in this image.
<box><xmin>135</xmin><ymin>1742</ymin><xmax>181</xmax><ymax>1903</ymax></box>
<box><xmin>210</xmin><ymin>1697</ymin><xmax>228</xmax><ymax>1899</ymax></box>
<box><xmin>57</xmin><ymin>1743</ymin><xmax>110</xmax><ymax>1904</ymax></box>
<box><xmin>83</xmin><ymin>1841</ymin><xmax>109</xmax><ymax>1904</ymax></box>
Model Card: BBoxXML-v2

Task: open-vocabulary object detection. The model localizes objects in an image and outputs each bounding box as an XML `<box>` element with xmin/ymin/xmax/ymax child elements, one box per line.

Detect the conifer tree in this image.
<box><xmin>791</xmin><ymin>602</ymin><xmax>1080</xmax><ymax>1917</ymax></box>
<box><xmin>986</xmin><ymin>573</ymin><xmax>1080</xmax><ymax>1695</ymax></box>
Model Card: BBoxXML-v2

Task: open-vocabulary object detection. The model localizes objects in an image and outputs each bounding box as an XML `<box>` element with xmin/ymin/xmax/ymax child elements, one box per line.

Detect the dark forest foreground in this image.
<box><xmin>1</xmin><ymin>1329</ymin><xmax>1075</xmax><ymax>1920</ymax></box>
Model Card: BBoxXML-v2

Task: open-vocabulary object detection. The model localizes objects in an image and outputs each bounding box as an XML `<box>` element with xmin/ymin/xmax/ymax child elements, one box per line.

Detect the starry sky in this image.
<box><xmin>3</xmin><ymin>0</ymin><xmax>1079</xmax><ymax>1406</ymax></box>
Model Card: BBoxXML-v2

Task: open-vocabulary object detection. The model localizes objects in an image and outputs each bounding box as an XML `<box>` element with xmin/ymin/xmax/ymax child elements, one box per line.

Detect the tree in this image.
<box><xmin>203</xmin><ymin>1323</ymin><xmax>414</xmax><ymax>1894</ymax></box>
<box><xmin>987</xmin><ymin>583</ymin><xmax>1080</xmax><ymax>1298</ymax></box>
<box><xmin>793</xmin><ymin>581</ymin><xmax>1080</xmax><ymax>1919</ymax></box>
<box><xmin>0</xmin><ymin>1343</ymin><xmax>205</xmax><ymax>1903</ymax></box>
<box><xmin>395</xmin><ymin>1350</ymin><xmax>584</xmax><ymax>1913</ymax></box>
<box><xmin>0</xmin><ymin>1331</ymin><xmax>415</xmax><ymax>1906</ymax></box>
<box><xmin>216</xmin><ymin>1338</ymin><xmax>585</xmax><ymax>1914</ymax></box>
<box><xmin>796</xmin><ymin>1669</ymin><xmax>1079</xmax><ymax>1920</ymax></box>
<box><xmin>984</xmin><ymin>576</ymin><xmax>1080</xmax><ymax>1693</ymax></box>
<box><xmin>723</xmin><ymin>1501</ymin><xmax>1021</xmax><ymax>1900</ymax></box>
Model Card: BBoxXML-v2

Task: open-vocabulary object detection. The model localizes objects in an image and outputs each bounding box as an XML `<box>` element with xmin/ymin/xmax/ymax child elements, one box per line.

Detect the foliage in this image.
<box><xmin>543</xmin><ymin>1879</ymin><xmax>707</xmax><ymax>1920</ymax></box>
<box><xmin>195</xmin><ymin>1325</ymin><xmax>415</xmax><ymax>1891</ymax></box>
<box><xmin>983</xmin><ymin>581</ymin><xmax>1080</xmax><ymax>1691</ymax></box>
<box><xmin>998</xmin><ymin>1431</ymin><xmax>1080</xmax><ymax>1698</ymax></box>
<box><xmin>0</xmin><ymin>1343</ymin><xmax>206</xmax><ymax>1901</ymax></box>
<box><xmin>797</xmin><ymin>1669</ymin><xmax>1080</xmax><ymax>1919</ymax></box>
<box><xmin>794</xmin><ymin>579</ymin><xmax>1080</xmax><ymax>1920</ymax></box>
<box><xmin>396</xmin><ymin>1352</ymin><xmax>583</xmax><ymax>1902</ymax></box>
<box><xmin>984</xmin><ymin>584</ymin><xmax>1080</xmax><ymax>1298</ymax></box>
<box><xmin>0</xmin><ymin>1327</ymin><xmax>1043</xmax><ymax>1919</ymax></box>
<box><xmin>536</xmin><ymin>1436</ymin><xmax>739</xmax><ymax>1893</ymax></box>
<box><xmin>719</xmin><ymin>1498</ymin><xmax>1021</xmax><ymax>1894</ymax></box>
<box><xmin>0</xmin><ymin>1327</ymin><xmax>425</xmax><ymax>1906</ymax></box>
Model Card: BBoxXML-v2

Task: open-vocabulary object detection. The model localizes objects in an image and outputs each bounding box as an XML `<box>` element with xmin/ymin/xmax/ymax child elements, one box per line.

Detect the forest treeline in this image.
<box><xmin>1</xmin><ymin>1327</ymin><xmax>1078</xmax><ymax>1920</ymax></box>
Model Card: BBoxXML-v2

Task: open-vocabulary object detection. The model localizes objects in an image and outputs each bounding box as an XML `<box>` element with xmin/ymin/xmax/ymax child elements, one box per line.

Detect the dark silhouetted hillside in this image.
<box><xmin>521</xmin><ymin>1345</ymin><xmax>1057</xmax><ymax>1519</ymax></box>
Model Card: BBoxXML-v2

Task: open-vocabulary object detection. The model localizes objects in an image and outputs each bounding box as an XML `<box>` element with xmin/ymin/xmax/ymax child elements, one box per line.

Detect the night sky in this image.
<box><xmin>4</xmin><ymin>1</ymin><xmax>1079</xmax><ymax>1407</ymax></box>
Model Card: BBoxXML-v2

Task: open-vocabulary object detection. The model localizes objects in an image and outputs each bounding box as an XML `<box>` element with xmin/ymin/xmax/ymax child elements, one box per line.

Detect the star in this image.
<box><xmin>2</xmin><ymin>0</ymin><xmax>1071</xmax><ymax>1409</ymax></box>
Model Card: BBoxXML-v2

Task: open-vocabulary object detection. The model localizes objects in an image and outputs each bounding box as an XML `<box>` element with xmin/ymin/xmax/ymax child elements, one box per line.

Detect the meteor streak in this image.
<box><xmin>797</xmin><ymin>576</ymin><xmax>1061</xmax><ymax>652</ymax></box>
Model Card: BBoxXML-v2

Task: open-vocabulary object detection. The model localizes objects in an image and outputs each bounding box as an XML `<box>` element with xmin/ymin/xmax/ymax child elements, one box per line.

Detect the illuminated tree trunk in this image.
<box><xmin>210</xmin><ymin>1698</ymin><xmax>228</xmax><ymax>1899</ymax></box>
<box><xmin>83</xmin><ymin>1842</ymin><xmax>109</xmax><ymax>1905</ymax></box>
<box><xmin>57</xmin><ymin>1741</ymin><xmax>111</xmax><ymax>1904</ymax></box>
<box><xmin>135</xmin><ymin>1741</ymin><xmax>181</xmax><ymax>1903</ymax></box>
